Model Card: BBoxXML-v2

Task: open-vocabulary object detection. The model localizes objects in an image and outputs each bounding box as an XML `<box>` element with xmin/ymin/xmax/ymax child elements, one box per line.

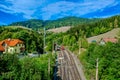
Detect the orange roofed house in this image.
<box><xmin>0</xmin><ymin>39</ymin><xmax>25</xmax><ymax>54</ymax></box>
<box><xmin>100</xmin><ymin>38</ymin><xmax>118</xmax><ymax>45</ymax></box>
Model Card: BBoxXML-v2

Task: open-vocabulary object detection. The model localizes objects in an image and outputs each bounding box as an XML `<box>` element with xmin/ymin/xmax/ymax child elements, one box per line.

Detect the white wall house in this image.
<box><xmin>99</xmin><ymin>38</ymin><xmax>118</xmax><ymax>45</ymax></box>
<box><xmin>0</xmin><ymin>39</ymin><xmax>25</xmax><ymax>54</ymax></box>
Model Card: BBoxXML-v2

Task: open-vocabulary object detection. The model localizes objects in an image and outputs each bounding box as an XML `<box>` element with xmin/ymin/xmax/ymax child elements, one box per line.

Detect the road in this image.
<box><xmin>57</xmin><ymin>49</ymin><xmax>86</xmax><ymax>80</ymax></box>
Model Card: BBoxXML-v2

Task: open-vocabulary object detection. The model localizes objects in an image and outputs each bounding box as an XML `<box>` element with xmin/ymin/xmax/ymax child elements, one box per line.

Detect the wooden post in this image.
<box><xmin>48</xmin><ymin>58</ymin><xmax>50</xmax><ymax>79</ymax></box>
<box><xmin>96</xmin><ymin>58</ymin><xmax>99</xmax><ymax>80</ymax></box>
<box><xmin>79</xmin><ymin>38</ymin><xmax>81</xmax><ymax>54</ymax></box>
<box><xmin>43</xmin><ymin>27</ymin><xmax>46</xmax><ymax>54</ymax></box>
<box><xmin>52</xmin><ymin>41</ymin><xmax>54</xmax><ymax>54</ymax></box>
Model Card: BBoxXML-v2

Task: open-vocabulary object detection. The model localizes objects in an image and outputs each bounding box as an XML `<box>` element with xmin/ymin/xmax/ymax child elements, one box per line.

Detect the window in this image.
<box><xmin>14</xmin><ymin>49</ymin><xmax>16</xmax><ymax>52</ymax></box>
<box><xmin>2</xmin><ymin>43</ymin><xmax>5</xmax><ymax>47</ymax></box>
<box><xmin>10</xmin><ymin>49</ymin><xmax>12</xmax><ymax>52</ymax></box>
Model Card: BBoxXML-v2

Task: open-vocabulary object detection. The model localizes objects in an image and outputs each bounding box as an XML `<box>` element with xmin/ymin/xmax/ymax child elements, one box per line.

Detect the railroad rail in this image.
<box><xmin>57</xmin><ymin>49</ymin><xmax>82</xmax><ymax>80</ymax></box>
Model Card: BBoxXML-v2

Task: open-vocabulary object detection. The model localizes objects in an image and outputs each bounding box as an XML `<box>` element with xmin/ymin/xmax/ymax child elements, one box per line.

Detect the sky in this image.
<box><xmin>0</xmin><ymin>0</ymin><xmax>120</xmax><ymax>25</ymax></box>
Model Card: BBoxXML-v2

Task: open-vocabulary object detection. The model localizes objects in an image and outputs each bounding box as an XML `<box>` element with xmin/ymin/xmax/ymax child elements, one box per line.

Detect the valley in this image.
<box><xmin>0</xmin><ymin>15</ymin><xmax>120</xmax><ymax>80</ymax></box>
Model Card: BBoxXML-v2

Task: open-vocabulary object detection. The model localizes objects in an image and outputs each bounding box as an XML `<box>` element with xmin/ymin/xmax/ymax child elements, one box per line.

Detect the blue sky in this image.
<box><xmin>0</xmin><ymin>0</ymin><xmax>120</xmax><ymax>25</ymax></box>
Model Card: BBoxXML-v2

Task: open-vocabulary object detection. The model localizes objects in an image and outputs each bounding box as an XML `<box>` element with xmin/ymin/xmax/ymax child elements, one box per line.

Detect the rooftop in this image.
<box><xmin>102</xmin><ymin>38</ymin><xmax>118</xmax><ymax>43</ymax></box>
<box><xmin>0</xmin><ymin>45</ymin><xmax>5</xmax><ymax>51</ymax></box>
<box><xmin>0</xmin><ymin>39</ymin><xmax>23</xmax><ymax>47</ymax></box>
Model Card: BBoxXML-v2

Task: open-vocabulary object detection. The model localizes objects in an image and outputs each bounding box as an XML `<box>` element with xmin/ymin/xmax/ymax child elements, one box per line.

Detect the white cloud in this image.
<box><xmin>0</xmin><ymin>4</ymin><xmax>13</xmax><ymax>13</ymax></box>
<box><xmin>74</xmin><ymin>0</ymin><xmax>115</xmax><ymax>15</ymax></box>
<box><xmin>0</xmin><ymin>0</ymin><xmax>117</xmax><ymax>20</ymax></box>
<box><xmin>0</xmin><ymin>0</ymin><xmax>46</xmax><ymax>19</ymax></box>
<box><xmin>40</xmin><ymin>0</ymin><xmax>115</xmax><ymax>20</ymax></box>
<box><xmin>40</xmin><ymin>1</ymin><xmax>76</xmax><ymax>19</ymax></box>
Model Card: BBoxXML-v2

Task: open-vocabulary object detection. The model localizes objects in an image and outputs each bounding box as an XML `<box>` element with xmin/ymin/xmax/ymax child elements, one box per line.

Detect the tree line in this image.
<box><xmin>79</xmin><ymin>42</ymin><xmax>120</xmax><ymax>80</ymax></box>
<box><xmin>9</xmin><ymin>16</ymin><xmax>100</xmax><ymax>30</ymax></box>
<box><xmin>0</xmin><ymin>53</ymin><xmax>55</xmax><ymax>80</ymax></box>
<box><xmin>46</xmin><ymin>15</ymin><xmax>120</xmax><ymax>52</ymax></box>
<box><xmin>46</xmin><ymin>15</ymin><xmax>120</xmax><ymax>80</ymax></box>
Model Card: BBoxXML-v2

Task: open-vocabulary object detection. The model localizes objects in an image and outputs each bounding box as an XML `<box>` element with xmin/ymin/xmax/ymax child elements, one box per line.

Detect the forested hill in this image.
<box><xmin>67</xmin><ymin>15</ymin><xmax>120</xmax><ymax>39</ymax></box>
<box><xmin>9</xmin><ymin>16</ymin><xmax>100</xmax><ymax>30</ymax></box>
<box><xmin>0</xmin><ymin>26</ymin><xmax>43</xmax><ymax>53</ymax></box>
<box><xmin>44</xmin><ymin>17</ymin><xmax>100</xmax><ymax>29</ymax></box>
<box><xmin>9</xmin><ymin>19</ymin><xmax>43</xmax><ymax>30</ymax></box>
<box><xmin>46</xmin><ymin>15</ymin><xmax>120</xmax><ymax>51</ymax></box>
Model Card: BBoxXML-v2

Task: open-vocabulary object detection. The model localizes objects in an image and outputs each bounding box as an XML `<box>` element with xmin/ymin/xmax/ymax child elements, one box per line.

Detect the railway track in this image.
<box><xmin>58</xmin><ymin>50</ymin><xmax>82</xmax><ymax>80</ymax></box>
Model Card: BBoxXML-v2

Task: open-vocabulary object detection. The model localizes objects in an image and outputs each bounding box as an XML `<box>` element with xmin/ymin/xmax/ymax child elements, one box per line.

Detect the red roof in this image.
<box><xmin>0</xmin><ymin>39</ymin><xmax>23</xmax><ymax>47</ymax></box>
<box><xmin>0</xmin><ymin>45</ymin><xmax>5</xmax><ymax>51</ymax></box>
<box><xmin>103</xmin><ymin>38</ymin><xmax>118</xmax><ymax>43</ymax></box>
<box><xmin>0</xmin><ymin>41</ymin><xmax>4</xmax><ymax>45</ymax></box>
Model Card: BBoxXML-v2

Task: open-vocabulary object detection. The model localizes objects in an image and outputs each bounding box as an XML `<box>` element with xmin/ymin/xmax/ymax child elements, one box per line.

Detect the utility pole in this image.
<box><xmin>48</xmin><ymin>58</ymin><xmax>50</xmax><ymax>79</ymax></box>
<box><xmin>79</xmin><ymin>38</ymin><xmax>81</xmax><ymax>54</ymax></box>
<box><xmin>43</xmin><ymin>27</ymin><xmax>46</xmax><ymax>54</ymax></box>
<box><xmin>52</xmin><ymin>41</ymin><xmax>54</xmax><ymax>54</ymax></box>
<box><xmin>96</xmin><ymin>58</ymin><xmax>99</xmax><ymax>80</ymax></box>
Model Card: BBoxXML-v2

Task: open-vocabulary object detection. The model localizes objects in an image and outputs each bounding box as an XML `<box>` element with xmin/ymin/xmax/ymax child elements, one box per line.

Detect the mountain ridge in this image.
<box><xmin>9</xmin><ymin>16</ymin><xmax>101</xmax><ymax>30</ymax></box>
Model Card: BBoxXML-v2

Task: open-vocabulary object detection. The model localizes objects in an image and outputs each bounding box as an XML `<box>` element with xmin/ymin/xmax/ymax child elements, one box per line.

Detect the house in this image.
<box><xmin>0</xmin><ymin>39</ymin><xmax>25</xmax><ymax>54</ymax></box>
<box><xmin>100</xmin><ymin>38</ymin><xmax>118</xmax><ymax>45</ymax></box>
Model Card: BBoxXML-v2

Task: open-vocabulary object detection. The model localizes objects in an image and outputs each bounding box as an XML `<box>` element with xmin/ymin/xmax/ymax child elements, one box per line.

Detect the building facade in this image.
<box><xmin>100</xmin><ymin>38</ymin><xmax>118</xmax><ymax>45</ymax></box>
<box><xmin>0</xmin><ymin>39</ymin><xmax>25</xmax><ymax>54</ymax></box>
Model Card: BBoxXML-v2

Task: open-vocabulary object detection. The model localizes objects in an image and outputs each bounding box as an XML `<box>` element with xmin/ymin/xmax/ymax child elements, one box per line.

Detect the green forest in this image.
<box><xmin>46</xmin><ymin>15</ymin><xmax>120</xmax><ymax>51</ymax></box>
<box><xmin>9</xmin><ymin>16</ymin><xmax>100</xmax><ymax>30</ymax></box>
<box><xmin>45</xmin><ymin>15</ymin><xmax>120</xmax><ymax>80</ymax></box>
<box><xmin>67</xmin><ymin>15</ymin><xmax>120</xmax><ymax>38</ymax></box>
<box><xmin>0</xmin><ymin>53</ymin><xmax>55</xmax><ymax>80</ymax></box>
<box><xmin>9</xmin><ymin>19</ymin><xmax>43</xmax><ymax>30</ymax></box>
<box><xmin>0</xmin><ymin>26</ymin><xmax>43</xmax><ymax>53</ymax></box>
<box><xmin>80</xmin><ymin>42</ymin><xmax>120</xmax><ymax>80</ymax></box>
<box><xmin>0</xmin><ymin>15</ymin><xmax>120</xmax><ymax>80</ymax></box>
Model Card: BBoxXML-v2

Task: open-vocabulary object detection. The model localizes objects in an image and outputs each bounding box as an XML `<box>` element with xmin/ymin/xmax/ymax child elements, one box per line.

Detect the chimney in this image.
<box><xmin>8</xmin><ymin>38</ymin><xmax>11</xmax><ymax>41</ymax></box>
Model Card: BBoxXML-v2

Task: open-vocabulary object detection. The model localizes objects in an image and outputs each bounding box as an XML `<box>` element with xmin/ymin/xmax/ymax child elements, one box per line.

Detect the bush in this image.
<box><xmin>80</xmin><ymin>43</ymin><xmax>120</xmax><ymax>80</ymax></box>
<box><xmin>0</xmin><ymin>53</ymin><xmax>55</xmax><ymax>80</ymax></box>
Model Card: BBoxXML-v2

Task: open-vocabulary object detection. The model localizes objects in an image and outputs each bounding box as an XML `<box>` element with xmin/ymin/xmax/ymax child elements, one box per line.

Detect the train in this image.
<box><xmin>54</xmin><ymin>43</ymin><xmax>65</xmax><ymax>51</ymax></box>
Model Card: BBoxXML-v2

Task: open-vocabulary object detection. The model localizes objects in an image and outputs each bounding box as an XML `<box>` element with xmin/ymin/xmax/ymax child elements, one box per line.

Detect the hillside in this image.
<box><xmin>47</xmin><ymin>26</ymin><xmax>71</xmax><ymax>33</ymax></box>
<box><xmin>0</xmin><ymin>26</ymin><xmax>43</xmax><ymax>53</ymax></box>
<box><xmin>8</xmin><ymin>26</ymin><xmax>32</xmax><ymax>31</ymax></box>
<box><xmin>67</xmin><ymin>15</ymin><xmax>120</xmax><ymax>38</ymax></box>
<box><xmin>45</xmin><ymin>15</ymin><xmax>120</xmax><ymax>80</ymax></box>
<box><xmin>9</xmin><ymin>16</ymin><xmax>100</xmax><ymax>30</ymax></box>
<box><xmin>87</xmin><ymin>28</ymin><xmax>120</xmax><ymax>43</ymax></box>
<box><xmin>9</xmin><ymin>19</ymin><xmax>43</xmax><ymax>30</ymax></box>
<box><xmin>44</xmin><ymin>17</ymin><xmax>100</xmax><ymax>29</ymax></box>
<box><xmin>79</xmin><ymin>41</ymin><xmax>120</xmax><ymax>80</ymax></box>
<box><xmin>45</xmin><ymin>15</ymin><xmax>120</xmax><ymax>52</ymax></box>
